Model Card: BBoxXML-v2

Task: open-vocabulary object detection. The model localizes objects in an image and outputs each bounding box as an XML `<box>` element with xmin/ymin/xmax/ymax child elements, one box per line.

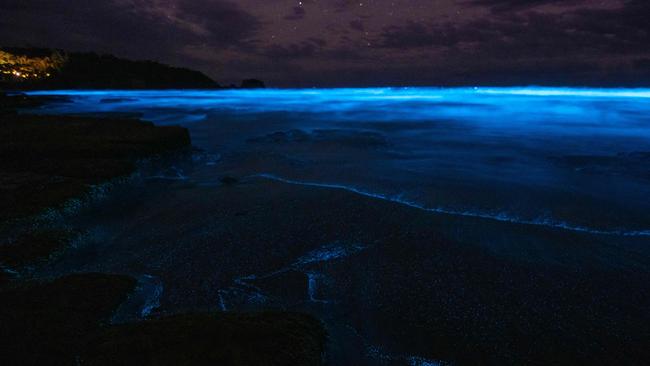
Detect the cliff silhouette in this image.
<box><xmin>1</xmin><ymin>48</ymin><xmax>219</xmax><ymax>89</ymax></box>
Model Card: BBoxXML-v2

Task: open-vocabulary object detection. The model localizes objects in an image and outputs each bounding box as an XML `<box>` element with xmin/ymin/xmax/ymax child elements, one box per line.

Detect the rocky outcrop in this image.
<box><xmin>0</xmin><ymin>229</ymin><xmax>74</xmax><ymax>269</ymax></box>
<box><xmin>0</xmin><ymin>111</ymin><xmax>190</xmax><ymax>222</ymax></box>
<box><xmin>1</xmin><ymin>48</ymin><xmax>272</xmax><ymax>90</ymax></box>
<box><xmin>0</xmin><ymin>273</ymin><xmax>137</xmax><ymax>365</ymax></box>
<box><xmin>0</xmin><ymin>273</ymin><xmax>327</xmax><ymax>366</ymax></box>
<box><xmin>82</xmin><ymin>312</ymin><xmax>326</xmax><ymax>366</ymax></box>
<box><xmin>1</xmin><ymin>48</ymin><xmax>219</xmax><ymax>90</ymax></box>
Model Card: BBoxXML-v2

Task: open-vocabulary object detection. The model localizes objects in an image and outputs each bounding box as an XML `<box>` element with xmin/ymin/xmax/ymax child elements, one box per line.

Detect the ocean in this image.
<box><xmin>27</xmin><ymin>87</ymin><xmax>650</xmax><ymax>365</ymax></box>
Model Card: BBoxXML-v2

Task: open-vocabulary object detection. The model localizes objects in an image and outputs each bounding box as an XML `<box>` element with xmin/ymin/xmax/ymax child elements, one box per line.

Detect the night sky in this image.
<box><xmin>1</xmin><ymin>0</ymin><xmax>649</xmax><ymax>86</ymax></box>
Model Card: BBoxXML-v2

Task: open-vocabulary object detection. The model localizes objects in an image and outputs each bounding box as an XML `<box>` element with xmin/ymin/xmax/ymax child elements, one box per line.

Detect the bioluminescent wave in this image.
<box><xmin>24</xmin><ymin>87</ymin><xmax>650</xmax><ymax>236</ymax></box>
<box><xmin>254</xmin><ymin>174</ymin><xmax>650</xmax><ymax>237</ymax></box>
<box><xmin>25</xmin><ymin>87</ymin><xmax>650</xmax><ymax>137</ymax></box>
<box><xmin>474</xmin><ymin>87</ymin><xmax>650</xmax><ymax>98</ymax></box>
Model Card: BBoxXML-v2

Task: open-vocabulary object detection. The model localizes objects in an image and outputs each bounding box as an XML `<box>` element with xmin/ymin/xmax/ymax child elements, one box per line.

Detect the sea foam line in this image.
<box><xmin>217</xmin><ymin>242</ymin><xmax>366</xmax><ymax>309</ymax></box>
<box><xmin>139</xmin><ymin>274</ymin><xmax>164</xmax><ymax>317</ymax></box>
<box><xmin>253</xmin><ymin>174</ymin><xmax>650</xmax><ymax>237</ymax></box>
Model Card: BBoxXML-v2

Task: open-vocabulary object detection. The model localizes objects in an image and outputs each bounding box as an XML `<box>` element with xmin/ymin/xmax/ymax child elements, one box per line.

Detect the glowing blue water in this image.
<box><xmin>26</xmin><ymin>88</ymin><xmax>650</xmax><ymax>235</ymax></box>
<box><xmin>28</xmin><ymin>88</ymin><xmax>650</xmax><ymax>133</ymax></box>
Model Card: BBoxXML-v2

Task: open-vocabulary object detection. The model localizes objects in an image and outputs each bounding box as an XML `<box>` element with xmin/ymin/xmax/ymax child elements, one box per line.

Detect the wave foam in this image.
<box><xmin>253</xmin><ymin>174</ymin><xmax>650</xmax><ymax>237</ymax></box>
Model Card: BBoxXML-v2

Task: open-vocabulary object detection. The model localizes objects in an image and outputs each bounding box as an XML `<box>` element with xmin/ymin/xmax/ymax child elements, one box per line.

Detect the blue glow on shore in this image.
<box><xmin>253</xmin><ymin>173</ymin><xmax>650</xmax><ymax>237</ymax></box>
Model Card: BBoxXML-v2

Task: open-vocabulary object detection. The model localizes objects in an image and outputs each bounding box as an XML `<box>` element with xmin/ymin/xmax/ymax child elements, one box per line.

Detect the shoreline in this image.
<box><xmin>254</xmin><ymin>173</ymin><xmax>650</xmax><ymax>237</ymax></box>
<box><xmin>40</xmin><ymin>171</ymin><xmax>650</xmax><ymax>364</ymax></box>
<box><xmin>2</xmin><ymin>90</ymin><xmax>650</xmax><ymax>365</ymax></box>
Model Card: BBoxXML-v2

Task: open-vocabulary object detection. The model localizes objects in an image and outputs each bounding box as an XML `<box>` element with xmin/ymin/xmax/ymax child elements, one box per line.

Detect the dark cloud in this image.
<box><xmin>332</xmin><ymin>0</ymin><xmax>356</xmax><ymax>13</ymax></box>
<box><xmin>635</xmin><ymin>59</ymin><xmax>650</xmax><ymax>69</ymax></box>
<box><xmin>0</xmin><ymin>0</ymin><xmax>260</xmax><ymax>61</ymax></box>
<box><xmin>264</xmin><ymin>38</ymin><xmax>327</xmax><ymax>59</ymax></box>
<box><xmin>358</xmin><ymin>0</ymin><xmax>650</xmax><ymax>86</ymax></box>
<box><xmin>466</xmin><ymin>0</ymin><xmax>584</xmax><ymax>12</ymax></box>
<box><xmin>0</xmin><ymin>0</ymin><xmax>648</xmax><ymax>86</ymax></box>
<box><xmin>378</xmin><ymin>0</ymin><xmax>650</xmax><ymax>58</ymax></box>
<box><xmin>349</xmin><ymin>19</ymin><xmax>365</xmax><ymax>32</ymax></box>
<box><xmin>378</xmin><ymin>22</ymin><xmax>460</xmax><ymax>49</ymax></box>
<box><xmin>284</xmin><ymin>6</ymin><xmax>306</xmax><ymax>21</ymax></box>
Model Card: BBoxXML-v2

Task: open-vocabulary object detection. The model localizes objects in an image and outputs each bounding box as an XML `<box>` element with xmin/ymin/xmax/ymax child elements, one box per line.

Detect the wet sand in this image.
<box><xmin>36</xmin><ymin>166</ymin><xmax>650</xmax><ymax>365</ymax></box>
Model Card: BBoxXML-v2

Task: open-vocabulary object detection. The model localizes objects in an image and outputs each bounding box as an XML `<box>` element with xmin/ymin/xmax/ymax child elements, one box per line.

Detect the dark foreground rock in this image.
<box><xmin>83</xmin><ymin>312</ymin><xmax>326</xmax><ymax>366</ymax></box>
<box><xmin>0</xmin><ymin>273</ymin><xmax>326</xmax><ymax>366</ymax></box>
<box><xmin>0</xmin><ymin>273</ymin><xmax>137</xmax><ymax>366</ymax></box>
<box><xmin>0</xmin><ymin>92</ymin><xmax>62</xmax><ymax>113</ymax></box>
<box><xmin>0</xmin><ymin>229</ymin><xmax>74</xmax><ymax>269</ymax></box>
<box><xmin>0</xmin><ymin>113</ymin><xmax>190</xmax><ymax>222</ymax></box>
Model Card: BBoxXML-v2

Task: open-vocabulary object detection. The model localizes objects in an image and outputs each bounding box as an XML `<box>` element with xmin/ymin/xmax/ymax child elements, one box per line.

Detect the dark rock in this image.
<box><xmin>0</xmin><ymin>229</ymin><xmax>74</xmax><ymax>269</ymax></box>
<box><xmin>0</xmin><ymin>270</ymin><xmax>10</xmax><ymax>286</ymax></box>
<box><xmin>240</xmin><ymin>79</ymin><xmax>266</xmax><ymax>89</ymax></box>
<box><xmin>0</xmin><ymin>115</ymin><xmax>190</xmax><ymax>161</ymax></box>
<box><xmin>0</xmin><ymin>92</ymin><xmax>58</xmax><ymax>114</ymax></box>
<box><xmin>0</xmin><ymin>273</ymin><xmax>137</xmax><ymax>365</ymax></box>
<box><xmin>0</xmin><ymin>272</ymin><xmax>327</xmax><ymax>366</ymax></box>
<box><xmin>0</xmin><ymin>172</ymin><xmax>90</xmax><ymax>222</ymax></box>
<box><xmin>0</xmin><ymin>113</ymin><xmax>191</xmax><ymax>222</ymax></box>
<box><xmin>81</xmin><ymin>312</ymin><xmax>326</xmax><ymax>366</ymax></box>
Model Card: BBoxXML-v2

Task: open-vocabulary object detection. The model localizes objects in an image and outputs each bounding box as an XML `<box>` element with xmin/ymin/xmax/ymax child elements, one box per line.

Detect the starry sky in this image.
<box><xmin>1</xmin><ymin>0</ymin><xmax>649</xmax><ymax>86</ymax></box>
